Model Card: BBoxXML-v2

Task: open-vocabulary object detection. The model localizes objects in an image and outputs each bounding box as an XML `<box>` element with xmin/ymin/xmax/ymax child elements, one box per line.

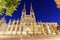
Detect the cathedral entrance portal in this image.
<box><xmin>22</xmin><ymin>27</ymin><xmax>31</xmax><ymax>35</ymax></box>
<box><xmin>26</xmin><ymin>27</ymin><xmax>31</xmax><ymax>35</ymax></box>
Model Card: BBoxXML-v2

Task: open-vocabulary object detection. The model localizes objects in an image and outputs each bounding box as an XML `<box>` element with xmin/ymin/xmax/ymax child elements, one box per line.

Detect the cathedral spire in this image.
<box><xmin>21</xmin><ymin>3</ymin><xmax>26</xmax><ymax>19</ymax></box>
<box><xmin>30</xmin><ymin>3</ymin><xmax>34</xmax><ymax>15</ymax></box>
<box><xmin>30</xmin><ymin>3</ymin><xmax>36</xmax><ymax>22</ymax></box>
<box><xmin>30</xmin><ymin>3</ymin><xmax>34</xmax><ymax>12</ymax></box>
<box><xmin>22</xmin><ymin>3</ymin><xmax>26</xmax><ymax>12</ymax></box>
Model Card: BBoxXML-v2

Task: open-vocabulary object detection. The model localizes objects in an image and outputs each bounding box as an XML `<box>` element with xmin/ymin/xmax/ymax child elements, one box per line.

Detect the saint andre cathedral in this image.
<box><xmin>0</xmin><ymin>3</ymin><xmax>60</xmax><ymax>40</ymax></box>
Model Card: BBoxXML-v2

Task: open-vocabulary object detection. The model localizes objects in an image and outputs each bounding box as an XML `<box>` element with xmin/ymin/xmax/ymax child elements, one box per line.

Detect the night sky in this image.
<box><xmin>0</xmin><ymin>0</ymin><xmax>60</xmax><ymax>25</ymax></box>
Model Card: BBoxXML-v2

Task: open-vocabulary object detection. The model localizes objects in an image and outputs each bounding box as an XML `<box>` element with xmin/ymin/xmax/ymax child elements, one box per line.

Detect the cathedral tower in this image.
<box><xmin>20</xmin><ymin>3</ymin><xmax>36</xmax><ymax>35</ymax></box>
<box><xmin>21</xmin><ymin>3</ymin><xmax>36</xmax><ymax>23</ymax></box>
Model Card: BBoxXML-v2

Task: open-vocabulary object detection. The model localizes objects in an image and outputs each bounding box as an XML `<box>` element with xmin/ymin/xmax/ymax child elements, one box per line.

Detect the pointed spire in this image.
<box><xmin>30</xmin><ymin>3</ymin><xmax>33</xmax><ymax>12</ymax></box>
<box><xmin>21</xmin><ymin>3</ymin><xmax>26</xmax><ymax>19</ymax></box>
<box><xmin>23</xmin><ymin>3</ymin><xmax>26</xmax><ymax>12</ymax></box>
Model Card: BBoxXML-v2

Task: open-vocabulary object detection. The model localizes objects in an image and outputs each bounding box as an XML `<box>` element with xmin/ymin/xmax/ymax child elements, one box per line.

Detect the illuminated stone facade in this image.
<box><xmin>0</xmin><ymin>3</ymin><xmax>59</xmax><ymax>36</ymax></box>
<box><xmin>55</xmin><ymin>0</ymin><xmax>60</xmax><ymax>8</ymax></box>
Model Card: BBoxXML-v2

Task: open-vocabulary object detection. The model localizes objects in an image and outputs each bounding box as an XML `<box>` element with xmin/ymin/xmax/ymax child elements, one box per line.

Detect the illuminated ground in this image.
<box><xmin>0</xmin><ymin>35</ymin><xmax>60</xmax><ymax>40</ymax></box>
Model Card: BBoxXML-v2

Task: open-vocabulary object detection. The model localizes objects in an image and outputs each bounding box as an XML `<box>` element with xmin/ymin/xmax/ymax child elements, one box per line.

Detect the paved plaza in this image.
<box><xmin>0</xmin><ymin>35</ymin><xmax>60</xmax><ymax>40</ymax></box>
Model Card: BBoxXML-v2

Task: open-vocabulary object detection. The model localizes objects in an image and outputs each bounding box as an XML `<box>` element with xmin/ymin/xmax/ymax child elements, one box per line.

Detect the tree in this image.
<box><xmin>0</xmin><ymin>0</ymin><xmax>20</xmax><ymax>16</ymax></box>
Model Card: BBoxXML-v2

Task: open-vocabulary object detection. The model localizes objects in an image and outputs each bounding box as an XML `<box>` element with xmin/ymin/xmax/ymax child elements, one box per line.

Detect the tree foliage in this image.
<box><xmin>0</xmin><ymin>0</ymin><xmax>19</xmax><ymax>16</ymax></box>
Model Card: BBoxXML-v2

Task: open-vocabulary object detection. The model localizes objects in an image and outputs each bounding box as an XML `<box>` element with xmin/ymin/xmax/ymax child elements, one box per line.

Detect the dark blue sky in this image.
<box><xmin>0</xmin><ymin>0</ymin><xmax>60</xmax><ymax>25</ymax></box>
